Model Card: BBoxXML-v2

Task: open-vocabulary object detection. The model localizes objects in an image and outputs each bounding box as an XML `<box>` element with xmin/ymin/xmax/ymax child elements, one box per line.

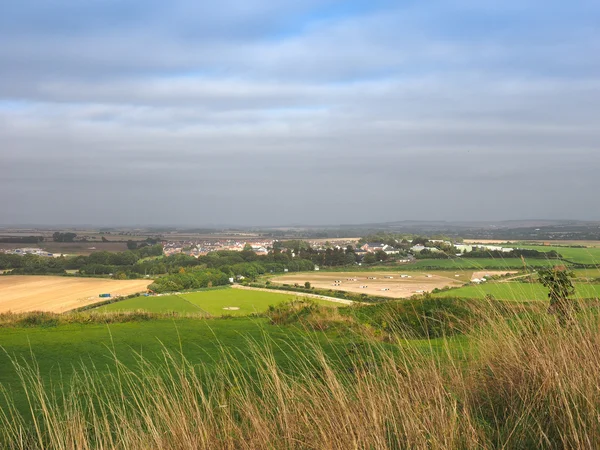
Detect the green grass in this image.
<box><xmin>433</xmin><ymin>282</ymin><xmax>600</xmax><ymax>301</ymax></box>
<box><xmin>0</xmin><ymin>317</ymin><xmax>360</xmax><ymax>416</ymax></box>
<box><xmin>403</xmin><ymin>258</ymin><xmax>563</xmax><ymax>270</ymax></box>
<box><xmin>96</xmin><ymin>287</ymin><xmax>337</xmax><ymax>316</ymax></box>
<box><xmin>573</xmin><ymin>268</ymin><xmax>600</xmax><ymax>279</ymax></box>
<box><xmin>506</xmin><ymin>244</ymin><xmax>600</xmax><ymax>265</ymax></box>
<box><xmin>5</xmin><ymin>305</ymin><xmax>600</xmax><ymax>447</ymax></box>
<box><xmin>96</xmin><ymin>295</ymin><xmax>202</xmax><ymax>313</ymax></box>
<box><xmin>0</xmin><ymin>310</ymin><xmax>475</xmax><ymax>447</ymax></box>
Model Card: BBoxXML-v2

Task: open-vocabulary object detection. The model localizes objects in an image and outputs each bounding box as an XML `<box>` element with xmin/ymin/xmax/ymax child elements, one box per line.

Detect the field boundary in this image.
<box><xmin>231</xmin><ymin>285</ymin><xmax>364</xmax><ymax>305</ymax></box>
<box><xmin>176</xmin><ymin>294</ymin><xmax>210</xmax><ymax>315</ymax></box>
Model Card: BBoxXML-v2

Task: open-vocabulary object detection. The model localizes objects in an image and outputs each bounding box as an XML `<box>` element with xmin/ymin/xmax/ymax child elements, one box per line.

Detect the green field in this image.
<box><xmin>0</xmin><ymin>317</ymin><xmax>347</xmax><ymax>415</ymax></box>
<box><xmin>2</xmin><ymin>295</ymin><xmax>597</xmax><ymax>447</ymax></box>
<box><xmin>573</xmin><ymin>268</ymin><xmax>600</xmax><ymax>279</ymax></box>
<box><xmin>96</xmin><ymin>287</ymin><xmax>336</xmax><ymax>316</ymax></box>
<box><xmin>97</xmin><ymin>294</ymin><xmax>203</xmax><ymax>313</ymax></box>
<box><xmin>403</xmin><ymin>257</ymin><xmax>563</xmax><ymax>271</ymax></box>
<box><xmin>0</xmin><ymin>311</ymin><xmax>458</xmax><ymax>423</ymax></box>
<box><xmin>507</xmin><ymin>244</ymin><xmax>600</xmax><ymax>265</ymax></box>
<box><xmin>433</xmin><ymin>282</ymin><xmax>600</xmax><ymax>301</ymax></box>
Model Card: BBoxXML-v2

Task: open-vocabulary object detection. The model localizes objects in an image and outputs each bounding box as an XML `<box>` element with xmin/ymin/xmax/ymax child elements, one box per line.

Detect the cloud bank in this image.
<box><xmin>1</xmin><ymin>0</ymin><xmax>599</xmax><ymax>225</ymax></box>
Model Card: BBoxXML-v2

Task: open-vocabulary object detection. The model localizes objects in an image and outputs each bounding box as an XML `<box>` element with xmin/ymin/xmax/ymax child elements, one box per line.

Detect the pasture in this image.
<box><xmin>506</xmin><ymin>244</ymin><xmax>600</xmax><ymax>265</ymax></box>
<box><xmin>433</xmin><ymin>281</ymin><xmax>600</xmax><ymax>301</ymax></box>
<box><xmin>0</xmin><ymin>276</ymin><xmax>150</xmax><ymax>313</ymax></box>
<box><xmin>404</xmin><ymin>257</ymin><xmax>565</xmax><ymax>270</ymax></box>
<box><xmin>573</xmin><ymin>268</ymin><xmax>600</xmax><ymax>279</ymax></box>
<box><xmin>96</xmin><ymin>287</ymin><xmax>335</xmax><ymax>316</ymax></box>
<box><xmin>4</xmin><ymin>292</ymin><xmax>600</xmax><ymax>447</ymax></box>
<box><xmin>271</xmin><ymin>271</ymin><xmax>473</xmax><ymax>298</ymax></box>
<box><xmin>0</xmin><ymin>317</ymin><xmax>351</xmax><ymax>416</ymax></box>
<box><xmin>517</xmin><ymin>240</ymin><xmax>600</xmax><ymax>248</ymax></box>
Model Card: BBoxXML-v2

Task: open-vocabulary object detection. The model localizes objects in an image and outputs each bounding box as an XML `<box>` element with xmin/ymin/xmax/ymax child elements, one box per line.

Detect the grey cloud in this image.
<box><xmin>1</xmin><ymin>0</ymin><xmax>599</xmax><ymax>225</ymax></box>
<box><xmin>2</xmin><ymin>146</ymin><xmax>599</xmax><ymax>225</ymax></box>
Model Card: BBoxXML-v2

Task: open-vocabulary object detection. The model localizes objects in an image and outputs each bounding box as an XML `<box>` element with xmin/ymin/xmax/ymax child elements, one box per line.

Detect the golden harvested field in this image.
<box><xmin>0</xmin><ymin>276</ymin><xmax>151</xmax><ymax>313</ymax></box>
<box><xmin>272</xmin><ymin>271</ymin><xmax>470</xmax><ymax>299</ymax></box>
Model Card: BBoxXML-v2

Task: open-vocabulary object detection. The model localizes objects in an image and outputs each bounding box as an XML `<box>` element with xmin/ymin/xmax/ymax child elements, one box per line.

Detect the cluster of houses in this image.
<box><xmin>161</xmin><ymin>236</ymin><xmax>517</xmax><ymax>262</ymax></box>
<box><xmin>163</xmin><ymin>239</ymin><xmax>272</xmax><ymax>257</ymax></box>
<box><xmin>409</xmin><ymin>240</ymin><xmax>515</xmax><ymax>256</ymax></box>
<box><xmin>454</xmin><ymin>244</ymin><xmax>514</xmax><ymax>254</ymax></box>
<box><xmin>356</xmin><ymin>242</ymin><xmax>413</xmax><ymax>262</ymax></box>
<box><xmin>360</xmin><ymin>242</ymin><xmax>400</xmax><ymax>254</ymax></box>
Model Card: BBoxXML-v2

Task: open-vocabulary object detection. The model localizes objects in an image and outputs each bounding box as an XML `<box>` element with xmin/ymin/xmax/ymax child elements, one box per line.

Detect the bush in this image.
<box><xmin>340</xmin><ymin>296</ymin><xmax>533</xmax><ymax>339</ymax></box>
<box><xmin>266</xmin><ymin>299</ymin><xmax>356</xmax><ymax>332</ymax></box>
<box><xmin>148</xmin><ymin>269</ymin><xmax>230</xmax><ymax>293</ymax></box>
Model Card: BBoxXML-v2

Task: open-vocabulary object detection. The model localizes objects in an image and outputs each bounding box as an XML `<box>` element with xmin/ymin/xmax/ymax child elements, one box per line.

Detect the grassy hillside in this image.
<box><xmin>0</xmin><ymin>315</ymin><xmax>358</xmax><ymax>417</ymax></box>
<box><xmin>5</xmin><ymin>302</ymin><xmax>600</xmax><ymax>448</ymax></box>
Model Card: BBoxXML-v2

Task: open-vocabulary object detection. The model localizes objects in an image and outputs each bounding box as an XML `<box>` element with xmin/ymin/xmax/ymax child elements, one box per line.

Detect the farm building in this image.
<box><xmin>361</xmin><ymin>243</ymin><xmax>399</xmax><ymax>255</ymax></box>
<box><xmin>410</xmin><ymin>245</ymin><xmax>441</xmax><ymax>253</ymax></box>
<box><xmin>361</xmin><ymin>242</ymin><xmax>385</xmax><ymax>252</ymax></box>
<box><xmin>455</xmin><ymin>244</ymin><xmax>474</xmax><ymax>253</ymax></box>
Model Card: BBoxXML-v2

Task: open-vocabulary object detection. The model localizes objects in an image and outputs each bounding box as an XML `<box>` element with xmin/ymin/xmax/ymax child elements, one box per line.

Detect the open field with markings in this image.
<box><xmin>273</xmin><ymin>271</ymin><xmax>477</xmax><ymax>298</ymax></box>
<box><xmin>96</xmin><ymin>286</ymin><xmax>339</xmax><ymax>316</ymax></box>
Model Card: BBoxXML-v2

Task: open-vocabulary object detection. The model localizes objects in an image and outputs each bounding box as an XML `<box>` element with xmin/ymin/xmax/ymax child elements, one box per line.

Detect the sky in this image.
<box><xmin>1</xmin><ymin>0</ymin><xmax>599</xmax><ymax>226</ymax></box>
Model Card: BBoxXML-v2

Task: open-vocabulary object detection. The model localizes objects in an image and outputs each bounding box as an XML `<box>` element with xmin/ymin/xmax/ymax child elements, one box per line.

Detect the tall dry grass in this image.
<box><xmin>2</xmin><ymin>299</ymin><xmax>600</xmax><ymax>449</ymax></box>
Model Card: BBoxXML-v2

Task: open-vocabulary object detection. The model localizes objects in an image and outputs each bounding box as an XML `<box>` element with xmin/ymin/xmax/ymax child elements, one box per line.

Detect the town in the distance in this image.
<box><xmin>1</xmin><ymin>219</ymin><xmax>598</xmax><ymax>309</ymax></box>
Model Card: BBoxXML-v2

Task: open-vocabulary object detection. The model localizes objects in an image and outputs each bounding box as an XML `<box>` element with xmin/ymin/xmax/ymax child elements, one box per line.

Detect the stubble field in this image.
<box><xmin>271</xmin><ymin>271</ymin><xmax>474</xmax><ymax>298</ymax></box>
<box><xmin>0</xmin><ymin>276</ymin><xmax>151</xmax><ymax>313</ymax></box>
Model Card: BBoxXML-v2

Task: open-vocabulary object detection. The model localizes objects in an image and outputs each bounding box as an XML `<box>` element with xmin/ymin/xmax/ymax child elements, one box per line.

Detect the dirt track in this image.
<box><xmin>0</xmin><ymin>276</ymin><xmax>151</xmax><ymax>313</ymax></box>
<box><xmin>470</xmin><ymin>271</ymin><xmax>517</xmax><ymax>281</ymax></box>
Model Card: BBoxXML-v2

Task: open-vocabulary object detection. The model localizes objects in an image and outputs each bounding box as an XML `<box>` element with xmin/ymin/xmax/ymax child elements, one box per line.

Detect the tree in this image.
<box><xmin>363</xmin><ymin>253</ymin><xmax>377</xmax><ymax>264</ymax></box>
<box><xmin>411</xmin><ymin>236</ymin><xmax>429</xmax><ymax>246</ymax></box>
<box><xmin>375</xmin><ymin>250</ymin><xmax>389</xmax><ymax>262</ymax></box>
<box><xmin>304</xmin><ymin>281</ymin><xmax>311</xmax><ymax>289</ymax></box>
<box><xmin>52</xmin><ymin>232</ymin><xmax>77</xmax><ymax>242</ymax></box>
<box><xmin>538</xmin><ymin>267</ymin><xmax>576</xmax><ymax>326</ymax></box>
<box><xmin>127</xmin><ymin>240</ymin><xmax>138</xmax><ymax>250</ymax></box>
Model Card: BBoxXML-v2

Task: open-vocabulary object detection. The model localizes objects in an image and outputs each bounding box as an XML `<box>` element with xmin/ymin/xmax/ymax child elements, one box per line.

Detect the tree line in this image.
<box><xmin>147</xmin><ymin>250</ymin><xmax>316</xmax><ymax>293</ymax></box>
<box><xmin>0</xmin><ymin>245</ymin><xmax>316</xmax><ymax>286</ymax></box>
<box><xmin>0</xmin><ymin>245</ymin><xmax>164</xmax><ymax>275</ymax></box>
<box><xmin>0</xmin><ymin>236</ymin><xmax>44</xmax><ymax>244</ymax></box>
